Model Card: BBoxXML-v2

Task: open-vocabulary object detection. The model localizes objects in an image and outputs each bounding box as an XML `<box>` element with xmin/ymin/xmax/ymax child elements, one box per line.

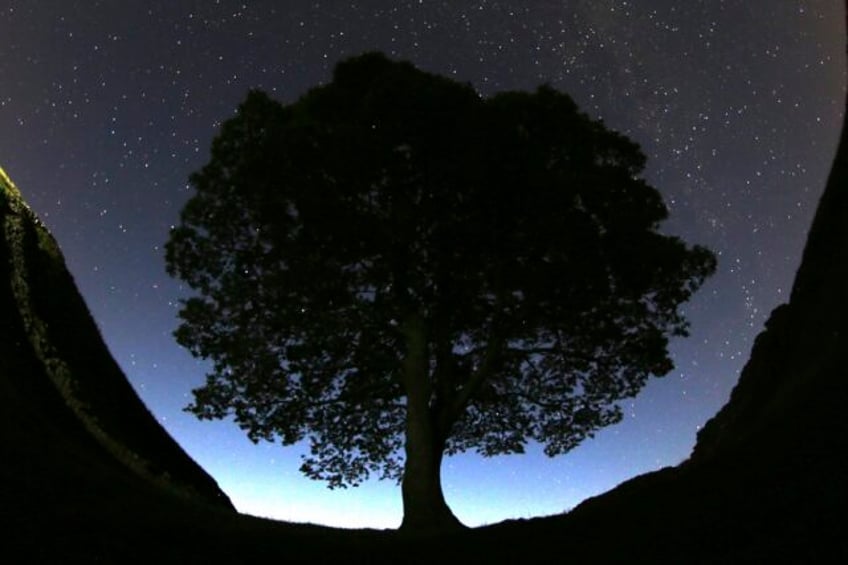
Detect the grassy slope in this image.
<box><xmin>1</xmin><ymin>169</ymin><xmax>234</xmax><ymax>509</ymax></box>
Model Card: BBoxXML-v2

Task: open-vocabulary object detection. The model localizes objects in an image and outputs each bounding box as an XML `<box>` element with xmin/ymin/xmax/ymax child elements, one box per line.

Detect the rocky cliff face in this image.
<box><xmin>0</xmin><ymin>166</ymin><xmax>234</xmax><ymax>513</ymax></box>
<box><xmin>543</xmin><ymin>55</ymin><xmax>848</xmax><ymax>563</ymax></box>
<box><xmin>691</xmin><ymin>84</ymin><xmax>848</xmax><ymax>464</ymax></box>
<box><xmin>687</xmin><ymin>20</ymin><xmax>848</xmax><ymax>465</ymax></box>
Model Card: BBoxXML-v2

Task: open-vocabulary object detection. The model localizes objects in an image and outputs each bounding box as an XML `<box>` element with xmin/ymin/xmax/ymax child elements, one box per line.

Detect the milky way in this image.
<box><xmin>1</xmin><ymin>1</ymin><xmax>844</xmax><ymax>527</ymax></box>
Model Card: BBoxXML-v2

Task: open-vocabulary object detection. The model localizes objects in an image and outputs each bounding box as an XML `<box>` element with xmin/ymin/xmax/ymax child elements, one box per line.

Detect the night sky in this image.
<box><xmin>1</xmin><ymin>1</ymin><xmax>844</xmax><ymax>529</ymax></box>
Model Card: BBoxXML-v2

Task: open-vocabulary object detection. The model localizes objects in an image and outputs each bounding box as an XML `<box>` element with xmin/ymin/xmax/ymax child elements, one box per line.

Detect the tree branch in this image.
<box><xmin>450</xmin><ymin>327</ymin><xmax>505</xmax><ymax>420</ymax></box>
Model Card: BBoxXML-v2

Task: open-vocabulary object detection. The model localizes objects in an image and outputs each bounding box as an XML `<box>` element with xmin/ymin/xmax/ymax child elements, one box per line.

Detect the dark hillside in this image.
<box><xmin>1</xmin><ymin>169</ymin><xmax>236</xmax><ymax>542</ymax></box>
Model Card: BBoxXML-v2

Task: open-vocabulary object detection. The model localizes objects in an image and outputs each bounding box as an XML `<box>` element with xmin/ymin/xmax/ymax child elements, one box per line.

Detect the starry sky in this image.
<box><xmin>1</xmin><ymin>1</ymin><xmax>845</xmax><ymax>529</ymax></box>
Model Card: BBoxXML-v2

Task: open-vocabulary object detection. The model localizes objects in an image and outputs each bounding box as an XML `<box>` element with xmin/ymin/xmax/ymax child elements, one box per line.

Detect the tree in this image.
<box><xmin>165</xmin><ymin>52</ymin><xmax>716</xmax><ymax>532</ymax></box>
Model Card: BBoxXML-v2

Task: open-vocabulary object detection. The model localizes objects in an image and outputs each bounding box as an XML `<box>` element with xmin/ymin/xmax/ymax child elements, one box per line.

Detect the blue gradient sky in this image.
<box><xmin>1</xmin><ymin>1</ymin><xmax>845</xmax><ymax>528</ymax></box>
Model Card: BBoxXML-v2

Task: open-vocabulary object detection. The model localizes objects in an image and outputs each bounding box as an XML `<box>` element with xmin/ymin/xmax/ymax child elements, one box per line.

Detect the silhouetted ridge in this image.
<box><xmin>1</xmin><ymin>166</ymin><xmax>234</xmax><ymax>511</ymax></box>
<box><xmin>546</xmin><ymin>50</ymin><xmax>848</xmax><ymax>562</ymax></box>
<box><xmin>691</xmin><ymin>84</ymin><xmax>848</xmax><ymax>462</ymax></box>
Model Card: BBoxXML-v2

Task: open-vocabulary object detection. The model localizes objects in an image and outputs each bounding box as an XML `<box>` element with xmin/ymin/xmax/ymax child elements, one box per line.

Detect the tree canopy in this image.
<box><xmin>165</xmin><ymin>52</ymin><xmax>716</xmax><ymax>531</ymax></box>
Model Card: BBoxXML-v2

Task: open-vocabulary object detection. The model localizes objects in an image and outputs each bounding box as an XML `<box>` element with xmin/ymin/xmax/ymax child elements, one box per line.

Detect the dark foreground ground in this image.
<box><xmin>2</xmin><ymin>425</ymin><xmax>844</xmax><ymax>564</ymax></box>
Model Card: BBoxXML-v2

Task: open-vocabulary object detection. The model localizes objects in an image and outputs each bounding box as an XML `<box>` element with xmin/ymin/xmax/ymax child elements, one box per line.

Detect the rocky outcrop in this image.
<box><xmin>691</xmin><ymin>85</ymin><xmax>848</xmax><ymax>464</ymax></box>
<box><xmin>554</xmin><ymin>46</ymin><xmax>848</xmax><ymax>562</ymax></box>
<box><xmin>1</xmin><ymin>166</ymin><xmax>234</xmax><ymax>514</ymax></box>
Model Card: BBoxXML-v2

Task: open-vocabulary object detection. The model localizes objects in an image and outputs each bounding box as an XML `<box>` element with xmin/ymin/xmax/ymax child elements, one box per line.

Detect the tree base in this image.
<box><xmin>398</xmin><ymin>506</ymin><xmax>467</xmax><ymax>536</ymax></box>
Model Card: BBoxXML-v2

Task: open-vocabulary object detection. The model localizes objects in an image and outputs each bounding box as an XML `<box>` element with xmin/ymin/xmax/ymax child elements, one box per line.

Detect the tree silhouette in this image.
<box><xmin>165</xmin><ymin>52</ymin><xmax>716</xmax><ymax>532</ymax></box>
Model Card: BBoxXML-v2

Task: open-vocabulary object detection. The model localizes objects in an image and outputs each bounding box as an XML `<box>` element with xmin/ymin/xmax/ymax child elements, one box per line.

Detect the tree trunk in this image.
<box><xmin>399</xmin><ymin>314</ymin><xmax>465</xmax><ymax>533</ymax></box>
<box><xmin>399</xmin><ymin>406</ymin><xmax>464</xmax><ymax>533</ymax></box>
